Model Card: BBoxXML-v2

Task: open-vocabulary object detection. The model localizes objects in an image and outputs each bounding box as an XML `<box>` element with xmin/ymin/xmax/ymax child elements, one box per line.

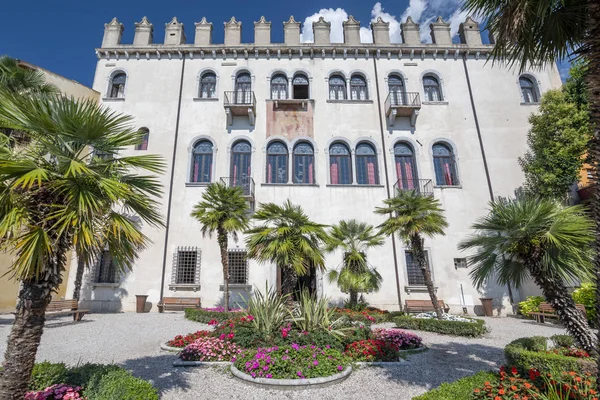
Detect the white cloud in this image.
<box><xmin>300</xmin><ymin>8</ymin><xmax>348</xmax><ymax>43</ymax></box>
<box><xmin>401</xmin><ymin>0</ymin><xmax>428</xmax><ymax>23</ymax></box>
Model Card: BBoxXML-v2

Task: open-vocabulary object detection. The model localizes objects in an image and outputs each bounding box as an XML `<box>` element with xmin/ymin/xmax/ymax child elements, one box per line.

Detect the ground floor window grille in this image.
<box><xmin>228</xmin><ymin>249</ymin><xmax>248</xmax><ymax>285</ymax></box>
<box><xmin>454</xmin><ymin>258</ymin><xmax>468</xmax><ymax>269</ymax></box>
<box><xmin>405</xmin><ymin>250</ymin><xmax>431</xmax><ymax>286</ymax></box>
<box><xmin>96</xmin><ymin>250</ymin><xmax>117</xmax><ymax>283</ymax></box>
<box><xmin>172</xmin><ymin>247</ymin><xmax>201</xmax><ymax>285</ymax></box>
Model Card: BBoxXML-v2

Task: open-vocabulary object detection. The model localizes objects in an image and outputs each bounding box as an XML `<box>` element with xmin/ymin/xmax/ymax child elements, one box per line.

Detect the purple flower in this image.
<box><xmin>266</xmin><ymin>374</ymin><xmax>272</xmax><ymax>379</ymax></box>
<box><xmin>337</xmin><ymin>365</ymin><xmax>343</xmax><ymax>371</ymax></box>
<box><xmin>297</xmin><ymin>371</ymin><xmax>303</xmax><ymax>377</ymax></box>
<box><xmin>313</xmin><ymin>360</ymin><xmax>318</xmax><ymax>366</ymax></box>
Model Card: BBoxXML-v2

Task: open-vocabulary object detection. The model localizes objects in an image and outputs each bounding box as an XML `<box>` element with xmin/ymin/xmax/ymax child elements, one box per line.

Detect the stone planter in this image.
<box><xmin>230</xmin><ymin>364</ymin><xmax>352</xmax><ymax>390</ymax></box>
<box><xmin>398</xmin><ymin>345</ymin><xmax>428</xmax><ymax>355</ymax></box>
<box><xmin>173</xmin><ymin>360</ymin><xmax>232</xmax><ymax>367</ymax></box>
<box><xmin>160</xmin><ymin>343</ymin><xmax>183</xmax><ymax>353</ymax></box>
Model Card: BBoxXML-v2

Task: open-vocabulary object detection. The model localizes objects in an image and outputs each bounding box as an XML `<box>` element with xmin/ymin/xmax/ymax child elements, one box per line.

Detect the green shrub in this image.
<box><xmin>184</xmin><ymin>308</ymin><xmax>242</xmax><ymax>324</ymax></box>
<box><xmin>393</xmin><ymin>316</ymin><xmax>487</xmax><ymax>337</ymax></box>
<box><xmin>290</xmin><ymin>289</ymin><xmax>346</xmax><ymax>337</ymax></box>
<box><xmin>30</xmin><ymin>362</ymin><xmax>69</xmax><ymax>391</ymax></box>
<box><xmin>551</xmin><ymin>334</ymin><xmax>575</xmax><ymax>349</ymax></box>
<box><xmin>518</xmin><ymin>296</ymin><xmax>544</xmax><ymax>315</ymax></box>
<box><xmin>504</xmin><ymin>337</ymin><xmax>596</xmax><ymax>375</ymax></box>
<box><xmin>84</xmin><ymin>369</ymin><xmax>158</xmax><ymax>400</ymax></box>
<box><xmin>572</xmin><ymin>282</ymin><xmax>596</xmax><ymax>324</ymax></box>
<box><xmin>413</xmin><ymin>371</ymin><xmax>498</xmax><ymax>400</ymax></box>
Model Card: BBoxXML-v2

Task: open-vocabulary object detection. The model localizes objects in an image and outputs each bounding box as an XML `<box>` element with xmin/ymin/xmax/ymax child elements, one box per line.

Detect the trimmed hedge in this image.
<box><xmin>504</xmin><ymin>337</ymin><xmax>596</xmax><ymax>375</ymax></box>
<box><xmin>413</xmin><ymin>371</ymin><xmax>497</xmax><ymax>400</ymax></box>
<box><xmin>29</xmin><ymin>362</ymin><xmax>158</xmax><ymax>400</ymax></box>
<box><xmin>184</xmin><ymin>308</ymin><xmax>242</xmax><ymax>323</ymax></box>
<box><xmin>393</xmin><ymin>316</ymin><xmax>487</xmax><ymax>337</ymax></box>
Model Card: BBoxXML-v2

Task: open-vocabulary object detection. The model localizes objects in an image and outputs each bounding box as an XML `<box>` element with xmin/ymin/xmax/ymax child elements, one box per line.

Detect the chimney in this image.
<box><xmin>400</xmin><ymin>17</ymin><xmax>420</xmax><ymax>45</ymax></box>
<box><xmin>343</xmin><ymin>16</ymin><xmax>361</xmax><ymax>45</ymax></box>
<box><xmin>224</xmin><ymin>17</ymin><xmax>242</xmax><ymax>46</ymax></box>
<box><xmin>102</xmin><ymin>18</ymin><xmax>124</xmax><ymax>47</ymax></box>
<box><xmin>194</xmin><ymin>17</ymin><xmax>213</xmax><ymax>45</ymax></box>
<box><xmin>254</xmin><ymin>16</ymin><xmax>271</xmax><ymax>45</ymax></box>
<box><xmin>312</xmin><ymin>17</ymin><xmax>331</xmax><ymax>44</ymax></box>
<box><xmin>458</xmin><ymin>16</ymin><xmax>482</xmax><ymax>46</ymax></box>
<box><xmin>133</xmin><ymin>16</ymin><xmax>154</xmax><ymax>46</ymax></box>
<box><xmin>430</xmin><ymin>16</ymin><xmax>452</xmax><ymax>45</ymax></box>
<box><xmin>371</xmin><ymin>17</ymin><xmax>390</xmax><ymax>45</ymax></box>
<box><xmin>284</xmin><ymin>16</ymin><xmax>301</xmax><ymax>45</ymax></box>
<box><xmin>165</xmin><ymin>17</ymin><xmax>185</xmax><ymax>45</ymax></box>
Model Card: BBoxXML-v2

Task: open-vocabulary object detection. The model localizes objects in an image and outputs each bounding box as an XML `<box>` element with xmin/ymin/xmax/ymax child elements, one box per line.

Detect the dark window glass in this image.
<box><xmin>292</xmin><ymin>74</ymin><xmax>309</xmax><ymax>99</ymax></box>
<box><xmin>423</xmin><ymin>75</ymin><xmax>442</xmax><ymax>101</ymax></box>
<box><xmin>329</xmin><ymin>142</ymin><xmax>352</xmax><ymax>184</ymax></box>
<box><xmin>394</xmin><ymin>142</ymin><xmax>419</xmax><ymax>190</ymax></box>
<box><xmin>432</xmin><ymin>143</ymin><xmax>458</xmax><ymax>186</ymax></box>
<box><xmin>293</xmin><ymin>142</ymin><xmax>314</xmax><ymax>184</ymax></box>
<box><xmin>235</xmin><ymin>72</ymin><xmax>252</xmax><ymax>104</ymax></box>
<box><xmin>109</xmin><ymin>73</ymin><xmax>126</xmax><ymax>99</ymax></box>
<box><xmin>388</xmin><ymin>75</ymin><xmax>406</xmax><ymax>105</ymax></box>
<box><xmin>329</xmin><ymin>75</ymin><xmax>347</xmax><ymax>100</ymax></box>
<box><xmin>228</xmin><ymin>249</ymin><xmax>248</xmax><ymax>284</ymax></box>
<box><xmin>190</xmin><ymin>140</ymin><xmax>213</xmax><ymax>183</ymax></box>
<box><xmin>231</xmin><ymin>140</ymin><xmax>252</xmax><ymax>190</ymax></box>
<box><xmin>266</xmin><ymin>141</ymin><xmax>288</xmax><ymax>184</ymax></box>
<box><xmin>96</xmin><ymin>250</ymin><xmax>117</xmax><ymax>283</ymax></box>
<box><xmin>176</xmin><ymin>249</ymin><xmax>199</xmax><ymax>285</ymax></box>
<box><xmin>135</xmin><ymin>128</ymin><xmax>149</xmax><ymax>150</ymax></box>
<box><xmin>355</xmin><ymin>142</ymin><xmax>379</xmax><ymax>185</ymax></box>
<box><xmin>519</xmin><ymin>77</ymin><xmax>538</xmax><ymax>103</ymax></box>
<box><xmin>271</xmin><ymin>74</ymin><xmax>288</xmax><ymax>100</ymax></box>
<box><xmin>405</xmin><ymin>250</ymin><xmax>431</xmax><ymax>286</ymax></box>
<box><xmin>350</xmin><ymin>75</ymin><xmax>368</xmax><ymax>100</ymax></box>
<box><xmin>200</xmin><ymin>72</ymin><xmax>217</xmax><ymax>98</ymax></box>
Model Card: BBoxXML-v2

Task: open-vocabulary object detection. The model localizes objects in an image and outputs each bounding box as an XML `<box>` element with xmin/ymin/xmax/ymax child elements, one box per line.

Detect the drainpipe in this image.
<box><xmin>159</xmin><ymin>56</ymin><xmax>187</xmax><ymax>304</ymax></box>
<box><xmin>372</xmin><ymin>55</ymin><xmax>403</xmax><ymax>311</ymax></box>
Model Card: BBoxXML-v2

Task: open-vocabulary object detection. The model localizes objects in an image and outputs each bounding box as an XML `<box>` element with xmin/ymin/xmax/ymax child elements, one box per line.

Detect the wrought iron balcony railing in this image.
<box><xmin>393</xmin><ymin>178</ymin><xmax>434</xmax><ymax>197</ymax></box>
<box><xmin>220</xmin><ymin>176</ymin><xmax>255</xmax><ymax>198</ymax></box>
<box><xmin>385</xmin><ymin>92</ymin><xmax>421</xmax><ymax>127</ymax></box>
<box><xmin>224</xmin><ymin>91</ymin><xmax>256</xmax><ymax>107</ymax></box>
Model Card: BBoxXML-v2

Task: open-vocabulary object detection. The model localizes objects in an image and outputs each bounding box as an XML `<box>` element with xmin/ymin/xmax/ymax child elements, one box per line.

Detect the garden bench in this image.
<box><xmin>404</xmin><ymin>299</ymin><xmax>450</xmax><ymax>314</ymax></box>
<box><xmin>529</xmin><ymin>302</ymin><xmax>587</xmax><ymax>323</ymax></box>
<box><xmin>158</xmin><ymin>297</ymin><xmax>201</xmax><ymax>313</ymax></box>
<box><xmin>46</xmin><ymin>299</ymin><xmax>89</xmax><ymax>322</ymax></box>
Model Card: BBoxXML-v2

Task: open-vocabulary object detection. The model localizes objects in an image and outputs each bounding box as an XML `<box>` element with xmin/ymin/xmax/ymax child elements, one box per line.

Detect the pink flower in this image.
<box><xmin>337</xmin><ymin>365</ymin><xmax>343</xmax><ymax>371</ymax></box>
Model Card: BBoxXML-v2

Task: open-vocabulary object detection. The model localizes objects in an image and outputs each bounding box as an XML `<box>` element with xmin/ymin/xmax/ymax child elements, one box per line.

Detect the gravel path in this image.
<box><xmin>0</xmin><ymin>313</ymin><xmax>567</xmax><ymax>399</ymax></box>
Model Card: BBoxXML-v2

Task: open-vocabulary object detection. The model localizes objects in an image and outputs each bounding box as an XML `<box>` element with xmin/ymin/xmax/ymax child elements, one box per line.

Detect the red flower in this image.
<box><xmin>511</xmin><ymin>367</ymin><xmax>518</xmax><ymax>375</ymax></box>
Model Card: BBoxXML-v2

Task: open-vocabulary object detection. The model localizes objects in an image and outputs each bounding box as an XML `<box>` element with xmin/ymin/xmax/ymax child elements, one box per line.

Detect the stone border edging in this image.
<box><xmin>399</xmin><ymin>345</ymin><xmax>428</xmax><ymax>354</ymax></box>
<box><xmin>230</xmin><ymin>364</ymin><xmax>352</xmax><ymax>390</ymax></box>
<box><xmin>173</xmin><ymin>360</ymin><xmax>232</xmax><ymax>367</ymax></box>
<box><xmin>161</xmin><ymin>343</ymin><xmax>183</xmax><ymax>352</ymax></box>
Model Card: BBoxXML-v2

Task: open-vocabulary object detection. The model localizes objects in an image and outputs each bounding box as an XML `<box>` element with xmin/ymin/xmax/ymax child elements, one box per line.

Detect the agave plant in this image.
<box><xmin>288</xmin><ymin>289</ymin><xmax>347</xmax><ymax>338</ymax></box>
<box><xmin>247</xmin><ymin>283</ymin><xmax>289</xmax><ymax>339</ymax></box>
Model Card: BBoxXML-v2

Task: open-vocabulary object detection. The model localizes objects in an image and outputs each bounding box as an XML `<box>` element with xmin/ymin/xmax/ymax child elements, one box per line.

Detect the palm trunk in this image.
<box><xmin>217</xmin><ymin>227</ymin><xmax>229</xmax><ymax>311</ymax></box>
<box><xmin>349</xmin><ymin>290</ymin><xmax>358</xmax><ymax>308</ymax></box>
<box><xmin>281</xmin><ymin>266</ymin><xmax>298</xmax><ymax>302</ymax></box>
<box><xmin>584</xmin><ymin>0</ymin><xmax>600</xmax><ymax>383</ymax></box>
<box><xmin>72</xmin><ymin>257</ymin><xmax>85</xmax><ymax>302</ymax></box>
<box><xmin>411</xmin><ymin>235</ymin><xmax>443</xmax><ymax>319</ymax></box>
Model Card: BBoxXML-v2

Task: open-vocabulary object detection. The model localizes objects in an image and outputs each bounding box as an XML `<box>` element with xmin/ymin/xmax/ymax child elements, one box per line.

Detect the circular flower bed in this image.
<box><xmin>166</xmin><ymin>330</ymin><xmax>212</xmax><ymax>348</ymax></box>
<box><xmin>233</xmin><ymin>344</ymin><xmax>350</xmax><ymax>379</ymax></box>
<box><xmin>414</xmin><ymin>312</ymin><xmax>476</xmax><ymax>323</ymax></box>
<box><xmin>180</xmin><ymin>336</ymin><xmax>242</xmax><ymax>362</ymax></box>
<box><xmin>344</xmin><ymin>339</ymin><xmax>399</xmax><ymax>361</ymax></box>
<box><xmin>372</xmin><ymin>328</ymin><xmax>423</xmax><ymax>350</ymax></box>
<box><xmin>26</xmin><ymin>384</ymin><xmax>83</xmax><ymax>400</ymax></box>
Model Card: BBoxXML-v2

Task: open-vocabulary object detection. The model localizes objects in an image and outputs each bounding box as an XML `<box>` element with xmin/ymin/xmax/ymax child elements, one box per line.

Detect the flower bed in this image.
<box><xmin>179</xmin><ymin>336</ymin><xmax>242</xmax><ymax>362</ymax></box>
<box><xmin>372</xmin><ymin>328</ymin><xmax>422</xmax><ymax>350</ymax></box>
<box><xmin>344</xmin><ymin>339</ymin><xmax>399</xmax><ymax>361</ymax></box>
<box><xmin>414</xmin><ymin>311</ymin><xmax>476</xmax><ymax>323</ymax></box>
<box><xmin>184</xmin><ymin>308</ymin><xmax>244</xmax><ymax>324</ymax></box>
<box><xmin>166</xmin><ymin>330</ymin><xmax>212</xmax><ymax>348</ymax></box>
<box><xmin>233</xmin><ymin>344</ymin><xmax>350</xmax><ymax>380</ymax></box>
<box><xmin>26</xmin><ymin>384</ymin><xmax>83</xmax><ymax>400</ymax></box>
<box><xmin>331</xmin><ymin>308</ymin><xmax>404</xmax><ymax>324</ymax></box>
<box><xmin>394</xmin><ymin>315</ymin><xmax>487</xmax><ymax>337</ymax></box>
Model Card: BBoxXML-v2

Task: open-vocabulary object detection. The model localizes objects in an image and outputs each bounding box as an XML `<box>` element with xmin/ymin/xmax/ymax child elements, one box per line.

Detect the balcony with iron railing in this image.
<box><xmin>223</xmin><ymin>91</ymin><xmax>256</xmax><ymax>126</ymax></box>
<box><xmin>220</xmin><ymin>176</ymin><xmax>255</xmax><ymax>212</ymax></box>
<box><xmin>393</xmin><ymin>178</ymin><xmax>434</xmax><ymax>197</ymax></box>
<box><xmin>385</xmin><ymin>92</ymin><xmax>421</xmax><ymax>127</ymax></box>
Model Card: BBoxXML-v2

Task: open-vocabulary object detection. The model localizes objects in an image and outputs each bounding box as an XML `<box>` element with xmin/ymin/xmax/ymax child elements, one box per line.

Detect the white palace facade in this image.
<box><xmin>65</xmin><ymin>13</ymin><xmax>562</xmax><ymax>314</ymax></box>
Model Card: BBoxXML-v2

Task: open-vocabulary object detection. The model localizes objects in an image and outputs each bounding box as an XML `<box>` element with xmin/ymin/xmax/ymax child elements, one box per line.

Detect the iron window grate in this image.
<box><xmin>172</xmin><ymin>247</ymin><xmax>201</xmax><ymax>285</ymax></box>
<box><xmin>454</xmin><ymin>258</ymin><xmax>468</xmax><ymax>269</ymax></box>
<box><xmin>405</xmin><ymin>250</ymin><xmax>431</xmax><ymax>286</ymax></box>
<box><xmin>228</xmin><ymin>249</ymin><xmax>248</xmax><ymax>285</ymax></box>
<box><xmin>96</xmin><ymin>250</ymin><xmax>117</xmax><ymax>283</ymax></box>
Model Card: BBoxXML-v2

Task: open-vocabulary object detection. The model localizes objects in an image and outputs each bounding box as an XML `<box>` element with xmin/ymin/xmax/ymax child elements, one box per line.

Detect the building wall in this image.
<box><xmin>67</xmin><ymin>16</ymin><xmax>562</xmax><ymax>315</ymax></box>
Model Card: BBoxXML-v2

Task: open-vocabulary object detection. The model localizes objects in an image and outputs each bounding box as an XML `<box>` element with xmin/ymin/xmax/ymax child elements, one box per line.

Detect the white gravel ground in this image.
<box><xmin>0</xmin><ymin>312</ymin><xmax>567</xmax><ymax>399</ymax></box>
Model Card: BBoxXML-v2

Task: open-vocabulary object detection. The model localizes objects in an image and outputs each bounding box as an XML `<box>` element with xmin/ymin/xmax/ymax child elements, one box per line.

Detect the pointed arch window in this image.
<box><xmin>388</xmin><ymin>74</ymin><xmax>406</xmax><ymax>105</ymax></box>
<box><xmin>293</xmin><ymin>142</ymin><xmax>314</xmax><ymax>184</ymax></box>
<box><xmin>519</xmin><ymin>76</ymin><xmax>539</xmax><ymax>103</ymax></box>
<box><xmin>190</xmin><ymin>140</ymin><xmax>213</xmax><ymax>183</ymax></box>
<box><xmin>235</xmin><ymin>72</ymin><xmax>252</xmax><ymax>104</ymax></box>
<box><xmin>108</xmin><ymin>72</ymin><xmax>126</xmax><ymax>99</ymax></box>
<box><xmin>356</xmin><ymin>142</ymin><xmax>379</xmax><ymax>185</ymax></box>
<box><xmin>199</xmin><ymin>72</ymin><xmax>217</xmax><ymax>98</ymax></box>
<box><xmin>266</xmin><ymin>141</ymin><xmax>288</xmax><ymax>184</ymax></box>
<box><xmin>329</xmin><ymin>142</ymin><xmax>352</xmax><ymax>184</ymax></box>
<box><xmin>423</xmin><ymin>75</ymin><xmax>442</xmax><ymax>102</ymax></box>
<box><xmin>135</xmin><ymin>127</ymin><xmax>149</xmax><ymax>150</ymax></box>
<box><xmin>432</xmin><ymin>143</ymin><xmax>458</xmax><ymax>186</ymax></box>
<box><xmin>271</xmin><ymin>74</ymin><xmax>288</xmax><ymax>100</ymax></box>
<box><xmin>350</xmin><ymin>75</ymin><xmax>368</xmax><ymax>100</ymax></box>
<box><xmin>231</xmin><ymin>140</ymin><xmax>252</xmax><ymax>189</ymax></box>
<box><xmin>394</xmin><ymin>142</ymin><xmax>418</xmax><ymax>190</ymax></box>
<box><xmin>293</xmin><ymin>74</ymin><xmax>309</xmax><ymax>99</ymax></box>
<box><xmin>329</xmin><ymin>75</ymin><xmax>347</xmax><ymax>100</ymax></box>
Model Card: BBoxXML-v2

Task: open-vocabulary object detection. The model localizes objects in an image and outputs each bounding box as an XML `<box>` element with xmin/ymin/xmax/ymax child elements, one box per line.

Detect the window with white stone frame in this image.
<box><xmin>171</xmin><ymin>247</ymin><xmax>201</xmax><ymax>286</ymax></box>
<box><xmin>228</xmin><ymin>249</ymin><xmax>248</xmax><ymax>285</ymax></box>
<box><xmin>404</xmin><ymin>250</ymin><xmax>432</xmax><ymax>286</ymax></box>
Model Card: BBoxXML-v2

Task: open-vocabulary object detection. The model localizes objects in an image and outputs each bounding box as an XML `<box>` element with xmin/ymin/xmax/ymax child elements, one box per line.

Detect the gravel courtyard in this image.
<box><xmin>0</xmin><ymin>312</ymin><xmax>566</xmax><ymax>399</ymax></box>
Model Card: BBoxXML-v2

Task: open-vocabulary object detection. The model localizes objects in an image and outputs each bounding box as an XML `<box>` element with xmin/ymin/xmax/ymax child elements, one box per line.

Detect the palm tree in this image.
<box><xmin>326</xmin><ymin>219</ymin><xmax>384</xmax><ymax>308</ymax></box>
<box><xmin>375</xmin><ymin>190</ymin><xmax>448</xmax><ymax>319</ymax></box>
<box><xmin>245</xmin><ymin>200</ymin><xmax>329</xmax><ymax>299</ymax></box>
<box><xmin>459</xmin><ymin>196</ymin><xmax>595</xmax><ymax>352</ymax></box>
<box><xmin>0</xmin><ymin>89</ymin><xmax>164</xmax><ymax>398</ymax></box>
<box><xmin>0</xmin><ymin>56</ymin><xmax>56</xmax><ymax>95</ymax></box>
<box><xmin>191</xmin><ymin>182</ymin><xmax>249</xmax><ymax>310</ymax></box>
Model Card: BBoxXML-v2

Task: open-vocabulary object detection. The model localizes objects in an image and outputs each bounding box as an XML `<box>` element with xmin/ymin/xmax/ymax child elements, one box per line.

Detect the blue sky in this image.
<box><xmin>0</xmin><ymin>0</ymin><xmax>569</xmax><ymax>87</ymax></box>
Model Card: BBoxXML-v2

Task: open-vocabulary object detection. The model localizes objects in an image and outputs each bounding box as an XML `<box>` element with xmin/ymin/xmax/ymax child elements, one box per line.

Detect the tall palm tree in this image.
<box><xmin>0</xmin><ymin>89</ymin><xmax>164</xmax><ymax>398</ymax></box>
<box><xmin>191</xmin><ymin>182</ymin><xmax>249</xmax><ymax>310</ymax></box>
<box><xmin>0</xmin><ymin>56</ymin><xmax>56</xmax><ymax>95</ymax></box>
<box><xmin>375</xmin><ymin>190</ymin><xmax>448</xmax><ymax>319</ymax></box>
<box><xmin>245</xmin><ymin>200</ymin><xmax>329</xmax><ymax>299</ymax></box>
<box><xmin>459</xmin><ymin>196</ymin><xmax>595</xmax><ymax>352</ymax></box>
<box><xmin>326</xmin><ymin>219</ymin><xmax>384</xmax><ymax>308</ymax></box>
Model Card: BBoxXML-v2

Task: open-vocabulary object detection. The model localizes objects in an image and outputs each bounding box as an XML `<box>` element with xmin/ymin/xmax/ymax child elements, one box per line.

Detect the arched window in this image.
<box><xmin>230</xmin><ymin>140</ymin><xmax>252</xmax><ymax>189</ymax></box>
<box><xmin>329</xmin><ymin>75</ymin><xmax>347</xmax><ymax>100</ymax></box>
<box><xmin>388</xmin><ymin>74</ymin><xmax>406</xmax><ymax>105</ymax></box>
<box><xmin>329</xmin><ymin>142</ymin><xmax>352</xmax><ymax>184</ymax></box>
<box><xmin>432</xmin><ymin>143</ymin><xmax>458</xmax><ymax>186</ymax></box>
<box><xmin>292</xmin><ymin>74</ymin><xmax>309</xmax><ymax>99</ymax></box>
<box><xmin>423</xmin><ymin>74</ymin><xmax>442</xmax><ymax>102</ymax></box>
<box><xmin>199</xmin><ymin>72</ymin><xmax>216</xmax><ymax>98</ymax></box>
<box><xmin>190</xmin><ymin>140</ymin><xmax>213</xmax><ymax>183</ymax></box>
<box><xmin>266</xmin><ymin>141</ymin><xmax>288</xmax><ymax>184</ymax></box>
<box><xmin>135</xmin><ymin>127</ymin><xmax>149</xmax><ymax>151</ymax></box>
<box><xmin>355</xmin><ymin>142</ymin><xmax>379</xmax><ymax>185</ymax></box>
<box><xmin>350</xmin><ymin>74</ymin><xmax>368</xmax><ymax>100</ymax></box>
<box><xmin>108</xmin><ymin>72</ymin><xmax>126</xmax><ymax>99</ymax></box>
<box><xmin>271</xmin><ymin>74</ymin><xmax>288</xmax><ymax>100</ymax></box>
<box><xmin>394</xmin><ymin>142</ymin><xmax>418</xmax><ymax>190</ymax></box>
<box><xmin>235</xmin><ymin>72</ymin><xmax>252</xmax><ymax>104</ymax></box>
<box><xmin>519</xmin><ymin>76</ymin><xmax>539</xmax><ymax>103</ymax></box>
<box><xmin>293</xmin><ymin>142</ymin><xmax>314</xmax><ymax>184</ymax></box>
